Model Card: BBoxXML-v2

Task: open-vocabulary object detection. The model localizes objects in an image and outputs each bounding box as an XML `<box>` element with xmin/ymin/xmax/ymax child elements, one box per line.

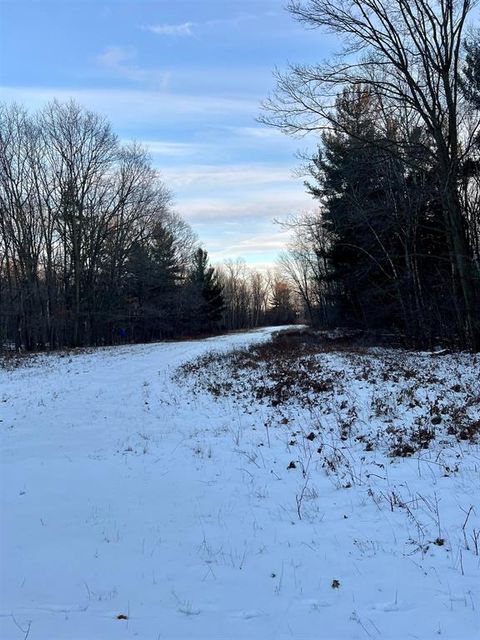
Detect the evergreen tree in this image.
<box><xmin>124</xmin><ymin>222</ymin><xmax>183</xmax><ymax>340</ymax></box>
<box><xmin>189</xmin><ymin>248</ymin><xmax>224</xmax><ymax>332</ymax></box>
<box><xmin>308</xmin><ymin>88</ymin><xmax>402</xmax><ymax>328</ymax></box>
<box><xmin>268</xmin><ymin>279</ymin><xmax>297</xmax><ymax>325</ymax></box>
<box><xmin>305</xmin><ymin>87</ymin><xmax>455</xmax><ymax>343</ymax></box>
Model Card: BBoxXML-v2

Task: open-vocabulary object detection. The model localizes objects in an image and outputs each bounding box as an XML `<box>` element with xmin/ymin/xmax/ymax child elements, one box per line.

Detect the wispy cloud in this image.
<box><xmin>228</xmin><ymin>126</ymin><xmax>285</xmax><ymax>140</ymax></box>
<box><xmin>161</xmin><ymin>163</ymin><xmax>296</xmax><ymax>191</ymax></box>
<box><xmin>138</xmin><ymin>140</ymin><xmax>212</xmax><ymax>158</ymax></box>
<box><xmin>96</xmin><ymin>46</ymin><xmax>171</xmax><ymax>88</ymax></box>
<box><xmin>143</xmin><ymin>22</ymin><xmax>194</xmax><ymax>37</ymax></box>
<box><xmin>197</xmin><ymin>223</ymin><xmax>294</xmax><ymax>266</ymax></box>
<box><xmin>175</xmin><ymin>189</ymin><xmax>313</xmax><ymax>224</ymax></box>
<box><xmin>0</xmin><ymin>86</ymin><xmax>257</xmax><ymax>126</ymax></box>
<box><xmin>143</xmin><ymin>14</ymin><xmax>260</xmax><ymax>38</ymax></box>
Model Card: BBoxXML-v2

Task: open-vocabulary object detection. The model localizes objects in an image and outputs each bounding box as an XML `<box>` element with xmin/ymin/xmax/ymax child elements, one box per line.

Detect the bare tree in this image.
<box><xmin>249</xmin><ymin>269</ymin><xmax>270</xmax><ymax>326</ymax></box>
<box><xmin>215</xmin><ymin>260</ymin><xmax>273</xmax><ymax>330</ymax></box>
<box><xmin>38</xmin><ymin>100</ymin><xmax>118</xmax><ymax>344</ymax></box>
<box><xmin>219</xmin><ymin>259</ymin><xmax>250</xmax><ymax>329</ymax></box>
<box><xmin>0</xmin><ymin>104</ymin><xmax>45</xmax><ymax>348</ymax></box>
<box><xmin>278</xmin><ymin>212</ymin><xmax>334</xmax><ymax>325</ymax></box>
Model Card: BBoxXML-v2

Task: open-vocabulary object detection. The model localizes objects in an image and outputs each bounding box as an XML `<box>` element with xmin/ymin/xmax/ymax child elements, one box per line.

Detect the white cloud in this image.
<box><xmin>161</xmin><ymin>163</ymin><xmax>297</xmax><ymax>191</ymax></box>
<box><xmin>0</xmin><ymin>86</ymin><xmax>257</xmax><ymax>125</ymax></box>
<box><xmin>198</xmin><ymin>224</ymin><xmax>295</xmax><ymax>266</ymax></box>
<box><xmin>139</xmin><ymin>140</ymin><xmax>212</xmax><ymax>158</ymax></box>
<box><xmin>96</xmin><ymin>46</ymin><xmax>170</xmax><ymax>88</ymax></box>
<box><xmin>143</xmin><ymin>14</ymin><xmax>261</xmax><ymax>39</ymax></box>
<box><xmin>176</xmin><ymin>189</ymin><xmax>313</xmax><ymax>223</ymax></box>
<box><xmin>231</xmin><ymin>126</ymin><xmax>284</xmax><ymax>140</ymax></box>
<box><xmin>143</xmin><ymin>22</ymin><xmax>194</xmax><ymax>37</ymax></box>
<box><xmin>97</xmin><ymin>46</ymin><xmax>133</xmax><ymax>69</ymax></box>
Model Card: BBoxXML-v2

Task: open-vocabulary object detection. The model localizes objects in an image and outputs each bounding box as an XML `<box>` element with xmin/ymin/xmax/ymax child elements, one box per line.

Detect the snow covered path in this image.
<box><xmin>1</xmin><ymin>329</ymin><xmax>479</xmax><ymax>639</ymax></box>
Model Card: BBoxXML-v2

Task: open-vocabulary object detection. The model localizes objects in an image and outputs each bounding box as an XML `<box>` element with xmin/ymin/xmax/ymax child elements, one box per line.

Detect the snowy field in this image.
<box><xmin>1</xmin><ymin>328</ymin><xmax>480</xmax><ymax>640</ymax></box>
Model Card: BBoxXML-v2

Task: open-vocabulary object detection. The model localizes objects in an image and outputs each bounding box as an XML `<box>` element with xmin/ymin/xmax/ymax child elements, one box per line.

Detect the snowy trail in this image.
<box><xmin>0</xmin><ymin>329</ymin><xmax>292</xmax><ymax>640</ymax></box>
<box><xmin>1</xmin><ymin>329</ymin><xmax>480</xmax><ymax>639</ymax></box>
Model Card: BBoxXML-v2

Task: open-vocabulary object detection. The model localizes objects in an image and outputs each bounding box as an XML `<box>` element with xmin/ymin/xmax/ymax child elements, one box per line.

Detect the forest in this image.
<box><xmin>266</xmin><ymin>0</ymin><xmax>480</xmax><ymax>350</ymax></box>
<box><xmin>0</xmin><ymin>102</ymin><xmax>296</xmax><ymax>351</ymax></box>
<box><xmin>2</xmin><ymin>0</ymin><xmax>480</xmax><ymax>351</ymax></box>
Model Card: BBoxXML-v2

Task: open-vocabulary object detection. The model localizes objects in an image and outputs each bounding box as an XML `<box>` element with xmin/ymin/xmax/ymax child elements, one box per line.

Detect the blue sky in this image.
<box><xmin>0</xmin><ymin>0</ymin><xmax>335</xmax><ymax>267</ymax></box>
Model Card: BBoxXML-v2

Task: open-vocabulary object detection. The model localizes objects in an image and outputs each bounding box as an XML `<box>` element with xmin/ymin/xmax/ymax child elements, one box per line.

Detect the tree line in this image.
<box><xmin>0</xmin><ymin>100</ymin><xmax>209</xmax><ymax>349</ymax></box>
<box><xmin>0</xmin><ymin>101</ymin><xmax>298</xmax><ymax>351</ymax></box>
<box><xmin>265</xmin><ymin>0</ymin><xmax>480</xmax><ymax>350</ymax></box>
<box><xmin>217</xmin><ymin>259</ymin><xmax>298</xmax><ymax>331</ymax></box>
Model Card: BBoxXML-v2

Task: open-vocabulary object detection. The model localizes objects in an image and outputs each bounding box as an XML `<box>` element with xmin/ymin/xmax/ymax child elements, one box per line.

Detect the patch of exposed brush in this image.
<box><xmin>177</xmin><ymin>333</ymin><xmax>480</xmax><ymax>459</ymax></box>
<box><xmin>178</xmin><ymin>338</ymin><xmax>345</xmax><ymax>409</ymax></box>
<box><xmin>0</xmin><ymin>351</ymin><xmax>40</xmax><ymax>371</ymax></box>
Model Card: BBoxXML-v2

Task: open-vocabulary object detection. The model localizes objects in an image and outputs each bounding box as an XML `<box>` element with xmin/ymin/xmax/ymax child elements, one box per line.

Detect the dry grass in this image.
<box><xmin>178</xmin><ymin>334</ymin><xmax>480</xmax><ymax>459</ymax></box>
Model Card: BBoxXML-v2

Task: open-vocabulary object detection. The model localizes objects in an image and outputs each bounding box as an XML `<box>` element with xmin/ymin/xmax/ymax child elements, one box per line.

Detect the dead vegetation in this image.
<box><xmin>178</xmin><ymin>332</ymin><xmax>480</xmax><ymax>459</ymax></box>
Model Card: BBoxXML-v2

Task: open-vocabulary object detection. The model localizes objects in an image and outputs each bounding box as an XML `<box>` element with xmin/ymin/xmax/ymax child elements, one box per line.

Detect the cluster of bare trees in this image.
<box><xmin>217</xmin><ymin>259</ymin><xmax>299</xmax><ymax>330</ymax></box>
<box><xmin>0</xmin><ymin>101</ymin><xmax>218</xmax><ymax>350</ymax></box>
<box><xmin>265</xmin><ymin>0</ymin><xmax>480</xmax><ymax>349</ymax></box>
<box><xmin>278</xmin><ymin>213</ymin><xmax>332</xmax><ymax>328</ymax></box>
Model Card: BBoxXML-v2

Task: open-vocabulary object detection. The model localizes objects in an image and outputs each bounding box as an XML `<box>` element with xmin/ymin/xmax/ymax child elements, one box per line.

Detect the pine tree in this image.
<box><xmin>189</xmin><ymin>248</ymin><xmax>224</xmax><ymax>332</ymax></box>
<box><xmin>124</xmin><ymin>222</ymin><xmax>183</xmax><ymax>340</ymax></box>
<box><xmin>308</xmin><ymin>88</ymin><xmax>401</xmax><ymax>328</ymax></box>
<box><xmin>305</xmin><ymin>87</ymin><xmax>454</xmax><ymax>342</ymax></box>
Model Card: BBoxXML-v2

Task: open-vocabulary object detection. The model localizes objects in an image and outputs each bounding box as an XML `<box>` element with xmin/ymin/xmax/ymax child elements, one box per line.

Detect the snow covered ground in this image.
<box><xmin>1</xmin><ymin>328</ymin><xmax>479</xmax><ymax>639</ymax></box>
